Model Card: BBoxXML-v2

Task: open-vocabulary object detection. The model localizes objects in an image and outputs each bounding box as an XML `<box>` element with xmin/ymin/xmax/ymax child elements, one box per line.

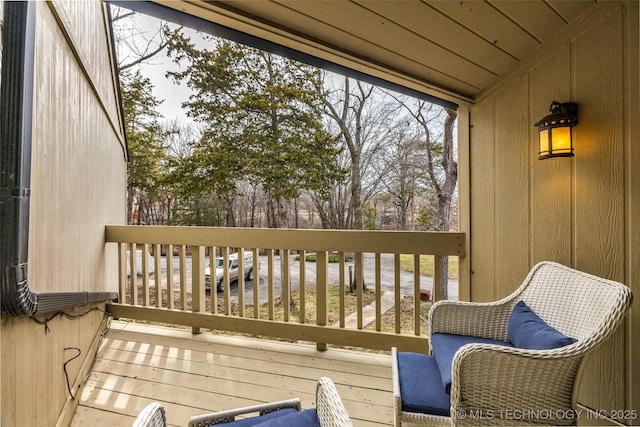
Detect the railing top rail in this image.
<box><xmin>105</xmin><ymin>225</ymin><xmax>465</xmax><ymax>256</ymax></box>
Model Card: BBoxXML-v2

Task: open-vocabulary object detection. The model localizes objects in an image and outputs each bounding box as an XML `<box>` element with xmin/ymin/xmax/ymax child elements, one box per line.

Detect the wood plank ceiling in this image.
<box><xmin>154</xmin><ymin>0</ymin><xmax>600</xmax><ymax>104</ymax></box>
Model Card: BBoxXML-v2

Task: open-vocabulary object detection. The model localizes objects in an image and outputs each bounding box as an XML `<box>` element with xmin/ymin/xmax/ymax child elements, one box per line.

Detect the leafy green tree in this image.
<box><xmin>120</xmin><ymin>70</ymin><xmax>167</xmax><ymax>224</ymax></box>
<box><xmin>165</xmin><ymin>35</ymin><xmax>345</xmax><ymax>228</ymax></box>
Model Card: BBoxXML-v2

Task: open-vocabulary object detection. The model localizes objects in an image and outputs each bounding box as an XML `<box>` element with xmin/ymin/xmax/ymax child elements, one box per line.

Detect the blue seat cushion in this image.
<box><xmin>254</xmin><ymin>408</ymin><xmax>320</xmax><ymax>427</ymax></box>
<box><xmin>220</xmin><ymin>408</ymin><xmax>299</xmax><ymax>426</ymax></box>
<box><xmin>397</xmin><ymin>352</ymin><xmax>450</xmax><ymax>416</ymax></box>
<box><xmin>431</xmin><ymin>333</ymin><xmax>512</xmax><ymax>394</ymax></box>
<box><xmin>508</xmin><ymin>301</ymin><xmax>578</xmax><ymax>350</ymax></box>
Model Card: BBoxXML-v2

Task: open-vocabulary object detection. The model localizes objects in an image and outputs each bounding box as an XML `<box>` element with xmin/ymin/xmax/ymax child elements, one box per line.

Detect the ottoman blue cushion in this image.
<box><xmin>431</xmin><ymin>333</ymin><xmax>512</xmax><ymax>394</ymax></box>
<box><xmin>397</xmin><ymin>352</ymin><xmax>450</xmax><ymax>416</ymax></box>
<box><xmin>220</xmin><ymin>408</ymin><xmax>298</xmax><ymax>426</ymax></box>
<box><xmin>254</xmin><ymin>408</ymin><xmax>320</xmax><ymax>427</ymax></box>
<box><xmin>508</xmin><ymin>301</ymin><xmax>577</xmax><ymax>350</ymax></box>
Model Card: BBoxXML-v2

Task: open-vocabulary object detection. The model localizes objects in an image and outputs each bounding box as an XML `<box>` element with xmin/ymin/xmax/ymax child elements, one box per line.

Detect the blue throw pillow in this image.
<box><xmin>508</xmin><ymin>301</ymin><xmax>577</xmax><ymax>350</ymax></box>
<box><xmin>254</xmin><ymin>408</ymin><xmax>320</xmax><ymax>427</ymax></box>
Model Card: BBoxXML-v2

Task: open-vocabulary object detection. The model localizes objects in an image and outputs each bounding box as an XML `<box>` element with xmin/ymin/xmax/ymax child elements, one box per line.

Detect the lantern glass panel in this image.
<box><xmin>551</xmin><ymin>126</ymin><xmax>571</xmax><ymax>152</ymax></box>
<box><xmin>539</xmin><ymin>129</ymin><xmax>549</xmax><ymax>154</ymax></box>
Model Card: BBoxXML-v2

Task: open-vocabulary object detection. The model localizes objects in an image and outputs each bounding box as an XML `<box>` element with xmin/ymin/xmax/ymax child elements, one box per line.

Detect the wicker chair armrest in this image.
<box><xmin>428</xmin><ymin>299</ymin><xmax>516</xmax><ymax>343</ymax></box>
<box><xmin>450</xmin><ymin>343</ymin><xmax>582</xmax><ymax>426</ymax></box>
<box><xmin>188</xmin><ymin>398</ymin><xmax>301</xmax><ymax>427</ymax></box>
<box><xmin>316</xmin><ymin>376</ymin><xmax>353</xmax><ymax>427</ymax></box>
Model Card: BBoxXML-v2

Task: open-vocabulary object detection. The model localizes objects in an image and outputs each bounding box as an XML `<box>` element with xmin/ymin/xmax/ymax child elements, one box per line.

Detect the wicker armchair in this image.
<box><xmin>133</xmin><ymin>402</ymin><xmax>167</xmax><ymax>427</ymax></box>
<box><xmin>188</xmin><ymin>376</ymin><xmax>352</xmax><ymax>427</ymax></box>
<box><xmin>392</xmin><ymin>261</ymin><xmax>633</xmax><ymax>426</ymax></box>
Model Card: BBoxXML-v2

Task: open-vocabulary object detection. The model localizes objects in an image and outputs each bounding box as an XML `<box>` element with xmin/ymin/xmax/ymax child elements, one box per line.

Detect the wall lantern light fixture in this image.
<box><xmin>535</xmin><ymin>101</ymin><xmax>578</xmax><ymax>160</ymax></box>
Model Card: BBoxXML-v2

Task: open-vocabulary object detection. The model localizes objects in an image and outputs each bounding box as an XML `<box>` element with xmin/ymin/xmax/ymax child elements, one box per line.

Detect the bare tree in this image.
<box><xmin>375</xmin><ymin>122</ymin><xmax>425</xmax><ymax>230</ymax></box>
<box><xmin>396</xmin><ymin>99</ymin><xmax>457</xmax><ymax>299</ymax></box>
<box><xmin>110</xmin><ymin>6</ymin><xmax>182</xmax><ymax>71</ymax></box>
<box><xmin>319</xmin><ymin>75</ymin><xmax>397</xmax><ymax>229</ymax></box>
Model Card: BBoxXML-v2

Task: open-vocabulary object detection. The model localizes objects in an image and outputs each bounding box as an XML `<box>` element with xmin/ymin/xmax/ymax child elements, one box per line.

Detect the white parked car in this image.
<box><xmin>205</xmin><ymin>251</ymin><xmax>258</xmax><ymax>293</ymax></box>
<box><xmin>125</xmin><ymin>249</ymin><xmax>155</xmax><ymax>277</ymax></box>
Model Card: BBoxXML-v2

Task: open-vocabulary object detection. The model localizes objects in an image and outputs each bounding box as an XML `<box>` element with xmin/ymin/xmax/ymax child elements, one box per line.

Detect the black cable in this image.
<box><xmin>30</xmin><ymin>306</ymin><xmax>109</xmax><ymax>333</ymax></box>
<box><xmin>63</xmin><ymin>347</ymin><xmax>82</xmax><ymax>400</ymax></box>
<box><xmin>29</xmin><ymin>306</ymin><xmax>113</xmax><ymax>400</ymax></box>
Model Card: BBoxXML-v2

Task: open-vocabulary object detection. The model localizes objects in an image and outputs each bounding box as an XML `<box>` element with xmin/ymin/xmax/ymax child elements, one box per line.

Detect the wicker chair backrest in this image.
<box><xmin>515</xmin><ymin>262</ymin><xmax>632</xmax><ymax>346</ymax></box>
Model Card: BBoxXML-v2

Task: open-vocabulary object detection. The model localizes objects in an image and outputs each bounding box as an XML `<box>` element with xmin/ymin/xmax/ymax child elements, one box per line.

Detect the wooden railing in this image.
<box><xmin>105</xmin><ymin>225</ymin><xmax>465</xmax><ymax>352</ymax></box>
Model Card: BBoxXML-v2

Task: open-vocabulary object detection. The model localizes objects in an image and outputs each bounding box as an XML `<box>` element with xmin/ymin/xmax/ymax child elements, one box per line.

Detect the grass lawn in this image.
<box><xmin>217</xmin><ymin>284</ymin><xmax>376</xmax><ymax>325</ymax></box>
<box><xmin>398</xmin><ymin>255</ymin><xmax>459</xmax><ymax>279</ymax></box>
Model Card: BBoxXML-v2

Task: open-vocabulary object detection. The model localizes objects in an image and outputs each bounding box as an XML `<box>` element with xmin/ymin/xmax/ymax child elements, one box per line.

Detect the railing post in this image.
<box><xmin>316</xmin><ymin>251</ymin><xmax>328</xmax><ymax>351</ymax></box>
<box><xmin>192</xmin><ymin>246</ymin><xmax>205</xmax><ymax>334</ymax></box>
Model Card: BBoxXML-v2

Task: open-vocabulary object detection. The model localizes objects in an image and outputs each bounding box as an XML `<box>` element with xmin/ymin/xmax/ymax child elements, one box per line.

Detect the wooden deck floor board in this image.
<box><xmin>71</xmin><ymin>321</ymin><xmax>394</xmax><ymax>426</ymax></box>
<box><xmin>105</xmin><ymin>328</ymin><xmax>392</xmax><ymax>378</ymax></box>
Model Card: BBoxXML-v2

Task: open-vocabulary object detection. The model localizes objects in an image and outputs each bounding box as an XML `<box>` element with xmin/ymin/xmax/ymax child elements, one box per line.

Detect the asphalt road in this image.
<box><xmin>153</xmin><ymin>253</ymin><xmax>458</xmax><ymax>304</ymax></box>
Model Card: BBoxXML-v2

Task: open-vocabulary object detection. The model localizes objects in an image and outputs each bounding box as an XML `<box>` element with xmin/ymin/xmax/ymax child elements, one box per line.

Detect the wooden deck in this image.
<box><xmin>71</xmin><ymin>320</ymin><xmax>394</xmax><ymax>426</ymax></box>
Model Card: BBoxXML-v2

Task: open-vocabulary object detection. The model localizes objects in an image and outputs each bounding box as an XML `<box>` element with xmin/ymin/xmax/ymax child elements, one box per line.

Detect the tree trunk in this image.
<box><xmin>350</xmin><ymin>155</ymin><xmax>363</xmax><ymax>229</ymax></box>
<box><xmin>436</xmin><ymin>108</ymin><xmax>458</xmax><ymax>300</ymax></box>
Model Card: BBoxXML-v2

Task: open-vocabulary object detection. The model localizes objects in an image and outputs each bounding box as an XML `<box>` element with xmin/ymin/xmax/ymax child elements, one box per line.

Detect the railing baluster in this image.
<box><xmin>394</xmin><ymin>253</ymin><xmax>401</xmax><ymax>334</ymax></box>
<box><xmin>355</xmin><ymin>252</ymin><xmax>363</xmax><ymax>330</ymax></box>
<box><xmin>238</xmin><ymin>247</ymin><xmax>245</xmax><ymax>318</ymax></box>
<box><xmin>252</xmin><ymin>248</ymin><xmax>259</xmax><ymax>319</ymax></box>
<box><xmin>414</xmin><ymin>253</ymin><xmax>421</xmax><ymax>336</ymax></box>
<box><xmin>316</xmin><ymin>250</ymin><xmax>328</xmax><ymax>351</ymax></box>
<box><xmin>338</xmin><ymin>251</ymin><xmax>345</xmax><ymax>328</ymax></box>
<box><xmin>154</xmin><ymin>244</ymin><xmax>161</xmax><ymax>308</ymax></box>
<box><xmin>267</xmin><ymin>249</ymin><xmax>274</xmax><ymax>320</ymax></box>
<box><xmin>192</xmin><ymin>246</ymin><xmax>205</xmax><ymax>334</ymax></box>
<box><xmin>222</xmin><ymin>247</ymin><xmax>230</xmax><ymax>315</ymax></box>
<box><xmin>118</xmin><ymin>243</ymin><xmax>126</xmax><ymax>303</ymax></box>
<box><xmin>375</xmin><ymin>253</ymin><xmax>381</xmax><ymax>332</ymax></box>
<box><xmin>299</xmin><ymin>250</ymin><xmax>306</xmax><ymax>323</ymax></box>
<box><xmin>167</xmin><ymin>245</ymin><xmax>174</xmax><ymax>309</ymax></box>
<box><xmin>433</xmin><ymin>255</ymin><xmax>442</xmax><ymax>303</ymax></box>
<box><xmin>142</xmin><ymin>243</ymin><xmax>150</xmax><ymax>307</ymax></box>
<box><xmin>179</xmin><ymin>245</ymin><xmax>187</xmax><ymax>310</ymax></box>
<box><xmin>129</xmin><ymin>243</ymin><xmax>137</xmax><ymax>306</ymax></box>
<box><xmin>209</xmin><ymin>246</ymin><xmax>216</xmax><ymax>314</ymax></box>
<box><xmin>282</xmin><ymin>249</ymin><xmax>290</xmax><ymax>322</ymax></box>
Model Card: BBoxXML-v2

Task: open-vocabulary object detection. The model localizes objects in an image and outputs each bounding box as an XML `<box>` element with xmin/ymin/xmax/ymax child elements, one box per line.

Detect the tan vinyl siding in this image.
<box><xmin>469</xmin><ymin>1</ymin><xmax>638</xmax><ymax>420</ymax></box>
<box><xmin>1</xmin><ymin>1</ymin><xmax>125</xmax><ymax>426</ymax></box>
<box><xmin>29</xmin><ymin>0</ymin><xmax>125</xmax><ymax>295</ymax></box>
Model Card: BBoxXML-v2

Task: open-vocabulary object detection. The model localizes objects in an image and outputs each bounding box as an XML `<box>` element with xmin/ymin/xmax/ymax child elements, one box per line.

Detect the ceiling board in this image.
<box><xmin>490</xmin><ymin>0</ymin><xmax>568</xmax><ymax>40</ymax></box>
<box><xmin>274</xmin><ymin>0</ymin><xmax>496</xmax><ymax>84</ymax></box>
<box><xmin>426</xmin><ymin>0</ymin><xmax>541</xmax><ymax>59</ymax></box>
<box><xmin>548</xmin><ymin>0</ymin><xmax>597</xmax><ymax>22</ymax></box>
<box><xmin>355</xmin><ymin>0</ymin><xmax>518</xmax><ymax>74</ymax></box>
